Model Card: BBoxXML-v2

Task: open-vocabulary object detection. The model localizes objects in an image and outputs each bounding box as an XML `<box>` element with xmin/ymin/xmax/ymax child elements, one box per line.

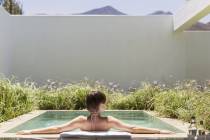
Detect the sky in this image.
<box><xmin>21</xmin><ymin>0</ymin><xmax>210</xmax><ymax>22</ymax></box>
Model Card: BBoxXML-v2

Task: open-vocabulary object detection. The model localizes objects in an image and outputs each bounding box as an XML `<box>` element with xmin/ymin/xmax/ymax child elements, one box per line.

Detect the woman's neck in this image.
<box><xmin>90</xmin><ymin>111</ymin><xmax>100</xmax><ymax>117</ymax></box>
<box><xmin>89</xmin><ymin>112</ymin><xmax>100</xmax><ymax>131</ymax></box>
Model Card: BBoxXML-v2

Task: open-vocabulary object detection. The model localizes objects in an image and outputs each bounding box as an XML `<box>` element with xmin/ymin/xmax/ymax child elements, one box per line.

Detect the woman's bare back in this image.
<box><xmin>79</xmin><ymin>115</ymin><xmax>110</xmax><ymax>131</ymax></box>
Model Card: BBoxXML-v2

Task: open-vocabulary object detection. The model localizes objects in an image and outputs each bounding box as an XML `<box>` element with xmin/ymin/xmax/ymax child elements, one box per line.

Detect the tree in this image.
<box><xmin>2</xmin><ymin>0</ymin><xmax>23</xmax><ymax>15</ymax></box>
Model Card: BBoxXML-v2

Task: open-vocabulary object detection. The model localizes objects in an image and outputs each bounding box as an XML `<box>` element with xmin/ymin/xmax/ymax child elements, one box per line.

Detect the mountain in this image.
<box><xmin>148</xmin><ymin>10</ymin><xmax>173</xmax><ymax>15</ymax></box>
<box><xmin>77</xmin><ymin>6</ymin><xmax>126</xmax><ymax>15</ymax></box>
<box><xmin>187</xmin><ymin>22</ymin><xmax>210</xmax><ymax>30</ymax></box>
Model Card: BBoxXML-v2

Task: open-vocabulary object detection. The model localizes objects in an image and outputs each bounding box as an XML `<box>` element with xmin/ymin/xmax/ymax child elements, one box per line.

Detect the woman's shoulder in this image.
<box><xmin>74</xmin><ymin>115</ymin><xmax>87</xmax><ymax>122</ymax></box>
<box><xmin>107</xmin><ymin>116</ymin><xmax>117</xmax><ymax>119</ymax></box>
<box><xmin>78</xmin><ymin>115</ymin><xmax>87</xmax><ymax>119</ymax></box>
<box><xmin>106</xmin><ymin>116</ymin><xmax>119</xmax><ymax>122</ymax></box>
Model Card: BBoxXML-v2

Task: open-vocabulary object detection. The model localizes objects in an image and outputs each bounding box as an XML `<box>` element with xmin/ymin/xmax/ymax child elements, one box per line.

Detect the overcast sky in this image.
<box><xmin>21</xmin><ymin>0</ymin><xmax>210</xmax><ymax>22</ymax></box>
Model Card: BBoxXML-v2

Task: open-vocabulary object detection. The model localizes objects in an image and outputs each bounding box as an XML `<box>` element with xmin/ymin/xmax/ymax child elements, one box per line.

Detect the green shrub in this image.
<box><xmin>194</xmin><ymin>92</ymin><xmax>210</xmax><ymax>130</ymax></box>
<box><xmin>38</xmin><ymin>82</ymin><xmax>126</xmax><ymax>110</ymax></box>
<box><xmin>63</xmin><ymin>84</ymin><xmax>91</xmax><ymax>110</ymax></box>
<box><xmin>0</xmin><ymin>78</ymin><xmax>36</xmax><ymax>122</ymax></box>
<box><xmin>179</xmin><ymin>92</ymin><xmax>210</xmax><ymax>130</ymax></box>
<box><xmin>110</xmin><ymin>94</ymin><xmax>135</xmax><ymax>110</ymax></box>
<box><xmin>37</xmin><ymin>90</ymin><xmax>70</xmax><ymax>110</ymax></box>
<box><xmin>176</xmin><ymin>91</ymin><xmax>198</xmax><ymax>122</ymax></box>
<box><xmin>132</xmin><ymin>83</ymin><xmax>160</xmax><ymax>110</ymax></box>
<box><xmin>38</xmin><ymin>84</ymin><xmax>91</xmax><ymax>110</ymax></box>
<box><xmin>154</xmin><ymin>90</ymin><xmax>190</xmax><ymax>118</ymax></box>
<box><xmin>110</xmin><ymin>83</ymin><xmax>160</xmax><ymax>110</ymax></box>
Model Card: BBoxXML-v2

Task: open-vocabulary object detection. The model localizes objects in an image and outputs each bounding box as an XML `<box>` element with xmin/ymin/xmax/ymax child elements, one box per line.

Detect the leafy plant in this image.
<box><xmin>0</xmin><ymin>77</ymin><xmax>210</xmax><ymax>131</ymax></box>
<box><xmin>2</xmin><ymin>0</ymin><xmax>23</xmax><ymax>15</ymax></box>
<box><xmin>154</xmin><ymin>90</ymin><xmax>190</xmax><ymax>118</ymax></box>
<box><xmin>0</xmin><ymin>77</ymin><xmax>36</xmax><ymax>122</ymax></box>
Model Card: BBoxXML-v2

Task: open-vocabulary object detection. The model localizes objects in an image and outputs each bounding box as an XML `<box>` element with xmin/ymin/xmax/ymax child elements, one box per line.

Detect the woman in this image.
<box><xmin>17</xmin><ymin>91</ymin><xmax>173</xmax><ymax>135</ymax></box>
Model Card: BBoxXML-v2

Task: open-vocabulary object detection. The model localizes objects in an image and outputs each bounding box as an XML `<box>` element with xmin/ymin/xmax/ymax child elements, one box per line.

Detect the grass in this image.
<box><xmin>0</xmin><ymin>77</ymin><xmax>209</xmax><ymax>130</ymax></box>
<box><xmin>0</xmin><ymin>77</ymin><xmax>37</xmax><ymax>122</ymax></box>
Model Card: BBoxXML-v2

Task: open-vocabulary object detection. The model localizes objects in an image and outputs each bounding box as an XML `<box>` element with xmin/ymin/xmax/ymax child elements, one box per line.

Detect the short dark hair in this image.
<box><xmin>86</xmin><ymin>91</ymin><xmax>106</xmax><ymax>112</ymax></box>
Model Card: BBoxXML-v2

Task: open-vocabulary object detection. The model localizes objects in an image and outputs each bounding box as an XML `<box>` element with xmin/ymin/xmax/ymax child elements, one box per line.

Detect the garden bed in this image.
<box><xmin>0</xmin><ymin>77</ymin><xmax>209</xmax><ymax>131</ymax></box>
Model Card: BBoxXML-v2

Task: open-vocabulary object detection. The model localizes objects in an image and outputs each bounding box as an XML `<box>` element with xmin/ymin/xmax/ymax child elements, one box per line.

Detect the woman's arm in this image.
<box><xmin>108</xmin><ymin>116</ymin><xmax>173</xmax><ymax>134</ymax></box>
<box><xmin>17</xmin><ymin>116</ymin><xmax>85</xmax><ymax>135</ymax></box>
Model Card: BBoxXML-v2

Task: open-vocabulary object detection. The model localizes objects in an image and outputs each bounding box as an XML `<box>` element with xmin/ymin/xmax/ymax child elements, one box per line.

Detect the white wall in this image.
<box><xmin>185</xmin><ymin>31</ymin><xmax>210</xmax><ymax>80</ymax></box>
<box><xmin>6</xmin><ymin>15</ymin><xmax>187</xmax><ymax>87</ymax></box>
<box><xmin>1</xmin><ymin>7</ymin><xmax>210</xmax><ymax>87</ymax></box>
<box><xmin>0</xmin><ymin>7</ymin><xmax>11</xmax><ymax>76</ymax></box>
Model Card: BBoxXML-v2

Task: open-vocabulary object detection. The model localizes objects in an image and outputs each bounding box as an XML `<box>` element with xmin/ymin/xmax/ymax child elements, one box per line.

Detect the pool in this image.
<box><xmin>7</xmin><ymin>110</ymin><xmax>183</xmax><ymax>133</ymax></box>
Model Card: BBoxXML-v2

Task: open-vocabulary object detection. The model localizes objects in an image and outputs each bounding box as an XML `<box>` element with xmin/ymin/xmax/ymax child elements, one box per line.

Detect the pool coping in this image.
<box><xmin>144</xmin><ymin>111</ymin><xmax>189</xmax><ymax>133</ymax></box>
<box><xmin>0</xmin><ymin>110</ymin><xmax>46</xmax><ymax>133</ymax></box>
<box><xmin>0</xmin><ymin>110</ymin><xmax>188</xmax><ymax>139</ymax></box>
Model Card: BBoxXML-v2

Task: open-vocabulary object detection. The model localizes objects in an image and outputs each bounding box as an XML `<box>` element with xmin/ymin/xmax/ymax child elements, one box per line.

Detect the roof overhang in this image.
<box><xmin>174</xmin><ymin>0</ymin><xmax>210</xmax><ymax>32</ymax></box>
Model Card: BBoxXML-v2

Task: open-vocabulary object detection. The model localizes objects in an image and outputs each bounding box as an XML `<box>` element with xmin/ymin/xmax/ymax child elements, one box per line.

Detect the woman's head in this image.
<box><xmin>86</xmin><ymin>91</ymin><xmax>106</xmax><ymax>113</ymax></box>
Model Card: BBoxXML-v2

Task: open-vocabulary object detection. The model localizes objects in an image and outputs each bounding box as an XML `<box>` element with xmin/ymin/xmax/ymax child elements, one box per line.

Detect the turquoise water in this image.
<box><xmin>7</xmin><ymin>111</ymin><xmax>183</xmax><ymax>133</ymax></box>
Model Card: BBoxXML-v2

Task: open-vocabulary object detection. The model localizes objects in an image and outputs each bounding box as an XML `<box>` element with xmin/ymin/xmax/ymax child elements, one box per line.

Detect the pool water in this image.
<box><xmin>7</xmin><ymin>111</ymin><xmax>183</xmax><ymax>133</ymax></box>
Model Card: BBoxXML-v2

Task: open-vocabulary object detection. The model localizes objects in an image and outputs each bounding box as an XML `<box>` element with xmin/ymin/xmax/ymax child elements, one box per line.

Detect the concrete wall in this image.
<box><xmin>185</xmin><ymin>31</ymin><xmax>210</xmax><ymax>81</ymax></box>
<box><xmin>0</xmin><ymin>7</ymin><xmax>11</xmax><ymax>76</ymax></box>
<box><xmin>1</xmin><ymin>7</ymin><xmax>210</xmax><ymax>87</ymax></box>
<box><xmin>7</xmin><ymin>15</ymin><xmax>187</xmax><ymax>87</ymax></box>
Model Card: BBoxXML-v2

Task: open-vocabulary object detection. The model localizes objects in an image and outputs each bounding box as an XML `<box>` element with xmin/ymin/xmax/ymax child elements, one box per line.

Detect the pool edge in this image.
<box><xmin>0</xmin><ymin>110</ymin><xmax>46</xmax><ymax>133</ymax></box>
<box><xmin>0</xmin><ymin>110</ymin><xmax>188</xmax><ymax>139</ymax></box>
<box><xmin>143</xmin><ymin>110</ymin><xmax>189</xmax><ymax>133</ymax></box>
